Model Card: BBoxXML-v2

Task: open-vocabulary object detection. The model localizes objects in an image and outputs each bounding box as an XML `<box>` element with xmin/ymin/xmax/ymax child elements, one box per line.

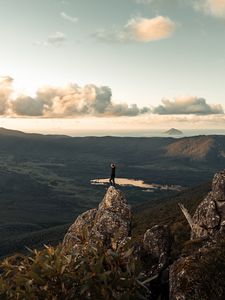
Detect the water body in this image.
<box><xmin>91</xmin><ymin>178</ymin><xmax>183</xmax><ymax>192</ymax></box>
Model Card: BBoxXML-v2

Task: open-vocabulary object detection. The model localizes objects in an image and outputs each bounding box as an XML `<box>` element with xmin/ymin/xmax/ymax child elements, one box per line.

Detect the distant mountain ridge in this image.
<box><xmin>0</xmin><ymin>127</ymin><xmax>225</xmax><ymax>162</ymax></box>
<box><xmin>0</xmin><ymin>127</ymin><xmax>27</xmax><ymax>137</ymax></box>
<box><xmin>0</xmin><ymin>127</ymin><xmax>68</xmax><ymax>139</ymax></box>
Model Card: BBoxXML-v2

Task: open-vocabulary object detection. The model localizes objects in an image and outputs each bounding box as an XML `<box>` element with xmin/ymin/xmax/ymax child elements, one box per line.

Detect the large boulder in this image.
<box><xmin>62</xmin><ymin>208</ymin><xmax>97</xmax><ymax>252</ymax></box>
<box><xmin>169</xmin><ymin>244</ymin><xmax>225</xmax><ymax>300</ymax></box>
<box><xmin>62</xmin><ymin>186</ymin><xmax>172</xmax><ymax>299</ymax></box>
<box><xmin>211</xmin><ymin>171</ymin><xmax>225</xmax><ymax>201</ymax></box>
<box><xmin>143</xmin><ymin>225</ymin><xmax>171</xmax><ymax>271</ymax></box>
<box><xmin>179</xmin><ymin>170</ymin><xmax>225</xmax><ymax>239</ymax></box>
<box><xmin>63</xmin><ymin>187</ymin><xmax>132</xmax><ymax>252</ymax></box>
<box><xmin>170</xmin><ymin>254</ymin><xmax>201</xmax><ymax>300</ymax></box>
<box><xmin>171</xmin><ymin>170</ymin><xmax>225</xmax><ymax>300</ymax></box>
<box><xmin>191</xmin><ymin>193</ymin><xmax>220</xmax><ymax>239</ymax></box>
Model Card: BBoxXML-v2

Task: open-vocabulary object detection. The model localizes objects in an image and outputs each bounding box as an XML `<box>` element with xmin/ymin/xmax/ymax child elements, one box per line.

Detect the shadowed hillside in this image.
<box><xmin>0</xmin><ymin>128</ymin><xmax>225</xmax><ymax>258</ymax></box>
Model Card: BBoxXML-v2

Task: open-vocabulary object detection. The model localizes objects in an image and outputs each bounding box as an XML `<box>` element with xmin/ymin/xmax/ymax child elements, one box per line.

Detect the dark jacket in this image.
<box><xmin>111</xmin><ymin>165</ymin><xmax>116</xmax><ymax>178</ymax></box>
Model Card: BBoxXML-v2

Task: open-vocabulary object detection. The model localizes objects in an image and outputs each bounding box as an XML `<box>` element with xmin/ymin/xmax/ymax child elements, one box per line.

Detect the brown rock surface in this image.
<box><xmin>63</xmin><ymin>187</ymin><xmax>132</xmax><ymax>251</ymax></box>
<box><xmin>171</xmin><ymin>170</ymin><xmax>225</xmax><ymax>300</ymax></box>
<box><xmin>143</xmin><ymin>225</ymin><xmax>171</xmax><ymax>270</ymax></box>
<box><xmin>179</xmin><ymin>170</ymin><xmax>225</xmax><ymax>239</ymax></box>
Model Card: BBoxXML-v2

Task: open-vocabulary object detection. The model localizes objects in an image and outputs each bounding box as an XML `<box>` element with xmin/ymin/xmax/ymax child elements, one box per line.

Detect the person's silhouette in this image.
<box><xmin>109</xmin><ymin>163</ymin><xmax>116</xmax><ymax>186</ymax></box>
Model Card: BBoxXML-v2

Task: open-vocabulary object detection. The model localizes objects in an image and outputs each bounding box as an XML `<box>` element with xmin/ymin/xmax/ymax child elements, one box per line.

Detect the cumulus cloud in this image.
<box><xmin>94</xmin><ymin>16</ymin><xmax>176</xmax><ymax>43</ymax></box>
<box><xmin>153</xmin><ymin>96</ymin><xmax>224</xmax><ymax>115</ymax></box>
<box><xmin>0</xmin><ymin>78</ymin><xmax>150</xmax><ymax>118</ymax></box>
<box><xmin>0</xmin><ymin>76</ymin><xmax>13</xmax><ymax>114</ymax></box>
<box><xmin>1</xmin><ymin>77</ymin><xmax>224</xmax><ymax>119</ymax></box>
<box><xmin>194</xmin><ymin>0</ymin><xmax>225</xmax><ymax>18</ymax></box>
<box><xmin>35</xmin><ymin>32</ymin><xmax>66</xmax><ymax>47</ymax></box>
<box><xmin>12</xmin><ymin>96</ymin><xmax>44</xmax><ymax>116</ymax></box>
<box><xmin>60</xmin><ymin>12</ymin><xmax>78</xmax><ymax>23</ymax></box>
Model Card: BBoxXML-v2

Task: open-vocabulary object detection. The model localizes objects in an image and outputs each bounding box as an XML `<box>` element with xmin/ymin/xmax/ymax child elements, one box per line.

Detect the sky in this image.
<box><xmin>0</xmin><ymin>0</ymin><xmax>225</xmax><ymax>135</ymax></box>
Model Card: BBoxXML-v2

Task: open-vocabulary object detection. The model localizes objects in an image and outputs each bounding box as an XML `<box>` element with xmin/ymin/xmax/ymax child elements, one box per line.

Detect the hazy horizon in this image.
<box><xmin>1</xmin><ymin>124</ymin><xmax>225</xmax><ymax>138</ymax></box>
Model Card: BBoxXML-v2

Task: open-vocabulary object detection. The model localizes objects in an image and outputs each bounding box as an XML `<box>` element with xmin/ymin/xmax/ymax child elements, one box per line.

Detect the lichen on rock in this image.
<box><xmin>63</xmin><ymin>186</ymin><xmax>132</xmax><ymax>252</ymax></box>
<box><xmin>179</xmin><ymin>170</ymin><xmax>225</xmax><ymax>240</ymax></box>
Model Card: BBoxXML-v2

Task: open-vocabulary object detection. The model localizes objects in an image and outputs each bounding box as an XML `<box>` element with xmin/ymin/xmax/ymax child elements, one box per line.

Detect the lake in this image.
<box><xmin>91</xmin><ymin>178</ymin><xmax>183</xmax><ymax>191</ymax></box>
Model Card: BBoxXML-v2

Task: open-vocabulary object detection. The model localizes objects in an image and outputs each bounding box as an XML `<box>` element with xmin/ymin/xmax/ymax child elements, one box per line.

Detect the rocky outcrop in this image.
<box><xmin>63</xmin><ymin>186</ymin><xmax>172</xmax><ymax>299</ymax></box>
<box><xmin>191</xmin><ymin>193</ymin><xmax>220</xmax><ymax>239</ymax></box>
<box><xmin>93</xmin><ymin>186</ymin><xmax>132</xmax><ymax>249</ymax></box>
<box><xmin>62</xmin><ymin>170</ymin><xmax>225</xmax><ymax>299</ymax></box>
<box><xmin>143</xmin><ymin>225</ymin><xmax>171</xmax><ymax>272</ymax></box>
<box><xmin>170</xmin><ymin>170</ymin><xmax>225</xmax><ymax>300</ymax></box>
<box><xmin>169</xmin><ymin>252</ymin><xmax>204</xmax><ymax>300</ymax></box>
<box><xmin>63</xmin><ymin>187</ymin><xmax>132</xmax><ymax>252</ymax></box>
<box><xmin>169</xmin><ymin>241</ymin><xmax>225</xmax><ymax>300</ymax></box>
<box><xmin>179</xmin><ymin>170</ymin><xmax>225</xmax><ymax>240</ymax></box>
<box><xmin>62</xmin><ymin>208</ymin><xmax>97</xmax><ymax>252</ymax></box>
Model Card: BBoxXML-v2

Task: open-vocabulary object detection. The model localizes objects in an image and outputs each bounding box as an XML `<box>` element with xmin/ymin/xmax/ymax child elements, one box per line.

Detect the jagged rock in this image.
<box><xmin>143</xmin><ymin>225</ymin><xmax>171</xmax><ymax>270</ymax></box>
<box><xmin>169</xmin><ymin>244</ymin><xmax>225</xmax><ymax>300</ymax></box>
<box><xmin>191</xmin><ymin>193</ymin><xmax>220</xmax><ymax>239</ymax></box>
<box><xmin>63</xmin><ymin>187</ymin><xmax>132</xmax><ymax>252</ymax></box>
<box><xmin>62</xmin><ymin>208</ymin><xmax>97</xmax><ymax>252</ymax></box>
<box><xmin>171</xmin><ymin>170</ymin><xmax>225</xmax><ymax>300</ymax></box>
<box><xmin>179</xmin><ymin>170</ymin><xmax>225</xmax><ymax>239</ymax></box>
<box><xmin>92</xmin><ymin>187</ymin><xmax>131</xmax><ymax>249</ymax></box>
<box><xmin>211</xmin><ymin>171</ymin><xmax>225</xmax><ymax>201</ymax></box>
<box><xmin>63</xmin><ymin>186</ymin><xmax>172</xmax><ymax>298</ymax></box>
<box><xmin>191</xmin><ymin>171</ymin><xmax>225</xmax><ymax>239</ymax></box>
<box><xmin>98</xmin><ymin>187</ymin><xmax>131</xmax><ymax>222</ymax></box>
<box><xmin>170</xmin><ymin>255</ymin><xmax>198</xmax><ymax>300</ymax></box>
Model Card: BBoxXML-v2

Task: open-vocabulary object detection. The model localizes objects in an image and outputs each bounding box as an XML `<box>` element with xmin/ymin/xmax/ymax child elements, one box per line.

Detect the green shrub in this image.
<box><xmin>0</xmin><ymin>242</ymin><xmax>151</xmax><ymax>300</ymax></box>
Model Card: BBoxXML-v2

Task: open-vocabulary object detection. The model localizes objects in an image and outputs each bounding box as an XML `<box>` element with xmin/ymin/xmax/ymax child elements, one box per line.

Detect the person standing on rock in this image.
<box><xmin>109</xmin><ymin>163</ymin><xmax>116</xmax><ymax>187</ymax></box>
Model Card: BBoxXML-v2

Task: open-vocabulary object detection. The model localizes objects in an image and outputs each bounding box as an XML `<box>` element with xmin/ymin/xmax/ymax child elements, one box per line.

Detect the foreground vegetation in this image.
<box><xmin>0</xmin><ymin>242</ymin><xmax>151</xmax><ymax>300</ymax></box>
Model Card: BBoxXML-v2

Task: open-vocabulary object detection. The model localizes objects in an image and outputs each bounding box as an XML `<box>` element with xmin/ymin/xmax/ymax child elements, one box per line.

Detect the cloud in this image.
<box><xmin>0</xmin><ymin>76</ymin><xmax>13</xmax><ymax>114</ymax></box>
<box><xmin>12</xmin><ymin>96</ymin><xmax>44</xmax><ymax>116</ymax></box>
<box><xmin>35</xmin><ymin>32</ymin><xmax>66</xmax><ymax>47</ymax></box>
<box><xmin>194</xmin><ymin>0</ymin><xmax>225</xmax><ymax>18</ymax></box>
<box><xmin>60</xmin><ymin>12</ymin><xmax>78</xmax><ymax>23</ymax></box>
<box><xmin>94</xmin><ymin>16</ymin><xmax>176</xmax><ymax>43</ymax></box>
<box><xmin>47</xmin><ymin>32</ymin><xmax>66</xmax><ymax>47</ymax></box>
<box><xmin>153</xmin><ymin>96</ymin><xmax>224</xmax><ymax>115</ymax></box>
<box><xmin>0</xmin><ymin>78</ymin><xmax>150</xmax><ymax>118</ymax></box>
<box><xmin>1</xmin><ymin>78</ymin><xmax>224</xmax><ymax>119</ymax></box>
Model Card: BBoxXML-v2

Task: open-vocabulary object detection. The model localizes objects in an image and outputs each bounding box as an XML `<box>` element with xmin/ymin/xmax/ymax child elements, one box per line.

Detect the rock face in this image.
<box><xmin>191</xmin><ymin>193</ymin><xmax>220</xmax><ymax>239</ymax></box>
<box><xmin>170</xmin><ymin>252</ymin><xmax>204</xmax><ymax>300</ymax></box>
<box><xmin>63</xmin><ymin>186</ymin><xmax>172</xmax><ymax>299</ymax></box>
<box><xmin>62</xmin><ymin>208</ymin><xmax>97</xmax><ymax>252</ymax></box>
<box><xmin>143</xmin><ymin>225</ymin><xmax>171</xmax><ymax>271</ymax></box>
<box><xmin>63</xmin><ymin>187</ymin><xmax>132</xmax><ymax>251</ymax></box>
<box><xmin>179</xmin><ymin>170</ymin><xmax>225</xmax><ymax>240</ymax></box>
<box><xmin>62</xmin><ymin>171</ymin><xmax>225</xmax><ymax>300</ymax></box>
<box><xmin>170</xmin><ymin>170</ymin><xmax>225</xmax><ymax>300</ymax></box>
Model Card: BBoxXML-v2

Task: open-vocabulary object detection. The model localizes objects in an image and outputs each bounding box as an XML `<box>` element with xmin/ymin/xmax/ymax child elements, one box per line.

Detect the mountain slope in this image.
<box><xmin>0</xmin><ymin>128</ymin><xmax>225</xmax><ymax>259</ymax></box>
<box><xmin>133</xmin><ymin>181</ymin><xmax>211</xmax><ymax>242</ymax></box>
<box><xmin>0</xmin><ymin>180</ymin><xmax>211</xmax><ymax>259</ymax></box>
<box><xmin>165</xmin><ymin>136</ymin><xmax>214</xmax><ymax>160</ymax></box>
